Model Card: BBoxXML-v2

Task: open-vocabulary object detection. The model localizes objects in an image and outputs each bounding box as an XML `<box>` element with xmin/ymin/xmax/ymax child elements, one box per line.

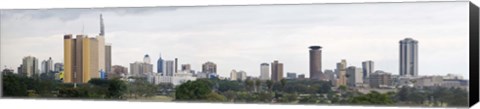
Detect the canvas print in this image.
<box><xmin>0</xmin><ymin>1</ymin><xmax>473</xmax><ymax>108</ymax></box>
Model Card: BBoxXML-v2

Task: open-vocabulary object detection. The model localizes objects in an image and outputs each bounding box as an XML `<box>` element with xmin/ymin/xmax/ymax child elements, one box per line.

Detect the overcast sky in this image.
<box><xmin>0</xmin><ymin>1</ymin><xmax>470</xmax><ymax>79</ymax></box>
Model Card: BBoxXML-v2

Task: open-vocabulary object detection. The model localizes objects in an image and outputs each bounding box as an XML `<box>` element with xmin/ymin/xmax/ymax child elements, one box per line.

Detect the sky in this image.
<box><xmin>0</xmin><ymin>1</ymin><xmax>470</xmax><ymax>79</ymax></box>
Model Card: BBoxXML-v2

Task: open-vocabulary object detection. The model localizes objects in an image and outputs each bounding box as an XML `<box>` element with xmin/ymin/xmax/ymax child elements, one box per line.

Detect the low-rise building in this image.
<box><xmin>154</xmin><ymin>71</ymin><xmax>197</xmax><ymax>86</ymax></box>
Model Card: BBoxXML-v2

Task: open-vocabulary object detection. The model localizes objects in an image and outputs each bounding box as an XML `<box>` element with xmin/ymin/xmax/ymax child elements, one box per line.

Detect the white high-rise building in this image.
<box><xmin>260</xmin><ymin>63</ymin><xmax>270</xmax><ymax>80</ymax></box>
<box><xmin>46</xmin><ymin>57</ymin><xmax>53</xmax><ymax>73</ymax></box>
<box><xmin>230</xmin><ymin>70</ymin><xmax>238</xmax><ymax>81</ymax></box>
<box><xmin>399</xmin><ymin>38</ymin><xmax>418</xmax><ymax>77</ymax></box>
<box><xmin>238</xmin><ymin>70</ymin><xmax>247</xmax><ymax>81</ymax></box>
<box><xmin>41</xmin><ymin>60</ymin><xmax>47</xmax><ymax>74</ymax></box>
<box><xmin>346</xmin><ymin>66</ymin><xmax>363</xmax><ymax>87</ymax></box>
<box><xmin>230</xmin><ymin>69</ymin><xmax>247</xmax><ymax>81</ymax></box>
<box><xmin>21</xmin><ymin>56</ymin><xmax>39</xmax><ymax>77</ymax></box>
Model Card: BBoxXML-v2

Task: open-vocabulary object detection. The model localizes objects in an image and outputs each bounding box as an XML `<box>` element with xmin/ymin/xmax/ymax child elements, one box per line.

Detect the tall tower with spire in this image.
<box><xmin>100</xmin><ymin>14</ymin><xmax>105</xmax><ymax>36</ymax></box>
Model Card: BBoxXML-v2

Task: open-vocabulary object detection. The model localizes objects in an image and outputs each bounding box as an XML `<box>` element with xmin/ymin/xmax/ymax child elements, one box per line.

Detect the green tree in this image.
<box><xmin>106</xmin><ymin>79</ymin><xmax>127</xmax><ymax>99</ymax></box>
<box><xmin>2</xmin><ymin>74</ymin><xmax>28</xmax><ymax>96</ymax></box>
<box><xmin>266</xmin><ymin>80</ymin><xmax>274</xmax><ymax>92</ymax></box>
<box><xmin>349</xmin><ymin>91</ymin><xmax>394</xmax><ymax>105</ymax></box>
<box><xmin>175</xmin><ymin>80</ymin><xmax>212</xmax><ymax>100</ymax></box>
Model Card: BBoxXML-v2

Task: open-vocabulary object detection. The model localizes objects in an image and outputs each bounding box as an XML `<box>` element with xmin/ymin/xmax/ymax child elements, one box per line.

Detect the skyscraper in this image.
<box><xmin>64</xmin><ymin>34</ymin><xmax>103</xmax><ymax>83</ymax></box>
<box><xmin>309</xmin><ymin>45</ymin><xmax>322</xmax><ymax>80</ymax></box>
<box><xmin>260</xmin><ymin>63</ymin><xmax>270</xmax><ymax>80</ymax></box>
<box><xmin>144</xmin><ymin>54</ymin><xmax>151</xmax><ymax>64</ymax></box>
<box><xmin>47</xmin><ymin>57</ymin><xmax>53</xmax><ymax>73</ymax></box>
<box><xmin>41</xmin><ymin>60</ymin><xmax>47</xmax><ymax>74</ymax></box>
<box><xmin>105</xmin><ymin>44</ymin><xmax>112</xmax><ymax>74</ymax></box>
<box><xmin>21</xmin><ymin>56</ymin><xmax>39</xmax><ymax>77</ymax></box>
<box><xmin>346</xmin><ymin>66</ymin><xmax>363</xmax><ymax>87</ymax></box>
<box><xmin>230</xmin><ymin>70</ymin><xmax>238</xmax><ymax>81</ymax></box>
<box><xmin>175</xmin><ymin>58</ymin><xmax>178</xmax><ymax>73</ymax></box>
<box><xmin>157</xmin><ymin>53</ymin><xmax>163</xmax><ymax>74</ymax></box>
<box><xmin>335</xmin><ymin>59</ymin><xmax>347</xmax><ymax>87</ymax></box>
<box><xmin>202</xmin><ymin>61</ymin><xmax>217</xmax><ymax>73</ymax></box>
<box><xmin>41</xmin><ymin>57</ymin><xmax>54</xmax><ymax>74</ymax></box>
<box><xmin>130</xmin><ymin>61</ymin><xmax>153</xmax><ymax>77</ymax></box>
<box><xmin>181</xmin><ymin>64</ymin><xmax>191</xmax><ymax>71</ymax></box>
<box><xmin>230</xmin><ymin>69</ymin><xmax>247</xmax><ymax>81</ymax></box>
<box><xmin>271</xmin><ymin>60</ymin><xmax>284</xmax><ymax>82</ymax></box>
<box><xmin>63</xmin><ymin>15</ymin><xmax>109</xmax><ymax>83</ymax></box>
<box><xmin>165</xmin><ymin>60</ymin><xmax>174</xmax><ymax>76</ymax></box>
<box><xmin>362</xmin><ymin>60</ymin><xmax>374</xmax><ymax>80</ymax></box>
<box><xmin>399</xmin><ymin>38</ymin><xmax>418</xmax><ymax>77</ymax></box>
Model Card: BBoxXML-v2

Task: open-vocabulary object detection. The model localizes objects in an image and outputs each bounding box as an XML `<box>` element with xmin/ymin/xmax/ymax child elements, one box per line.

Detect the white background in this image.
<box><xmin>0</xmin><ymin>0</ymin><xmax>478</xmax><ymax>109</ymax></box>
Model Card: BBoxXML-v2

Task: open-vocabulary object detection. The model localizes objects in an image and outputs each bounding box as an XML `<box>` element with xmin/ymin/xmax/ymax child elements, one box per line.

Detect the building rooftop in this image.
<box><xmin>309</xmin><ymin>45</ymin><xmax>322</xmax><ymax>50</ymax></box>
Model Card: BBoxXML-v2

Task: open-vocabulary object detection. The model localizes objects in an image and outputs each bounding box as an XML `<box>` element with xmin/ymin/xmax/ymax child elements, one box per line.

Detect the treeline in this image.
<box><xmin>394</xmin><ymin>86</ymin><xmax>468</xmax><ymax>107</ymax></box>
<box><xmin>2</xmin><ymin>70</ymin><xmax>468</xmax><ymax>107</ymax></box>
<box><xmin>2</xmin><ymin>72</ymin><xmax>175</xmax><ymax>100</ymax></box>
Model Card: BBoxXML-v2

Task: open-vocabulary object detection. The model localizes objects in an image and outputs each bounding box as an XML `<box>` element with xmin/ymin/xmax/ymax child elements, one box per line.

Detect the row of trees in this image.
<box><xmin>395</xmin><ymin>86</ymin><xmax>468</xmax><ymax>107</ymax></box>
<box><xmin>3</xmin><ymin>69</ymin><xmax>469</xmax><ymax>107</ymax></box>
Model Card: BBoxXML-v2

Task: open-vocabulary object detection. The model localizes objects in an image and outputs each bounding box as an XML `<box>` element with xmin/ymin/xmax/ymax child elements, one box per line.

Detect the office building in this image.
<box><xmin>165</xmin><ymin>60</ymin><xmax>174</xmax><ymax>76</ymax></box>
<box><xmin>40</xmin><ymin>57</ymin><xmax>54</xmax><ymax>74</ymax></box>
<box><xmin>157</xmin><ymin>53</ymin><xmax>164</xmax><ymax>74</ymax></box>
<box><xmin>237</xmin><ymin>70</ymin><xmax>247</xmax><ymax>81</ymax></box>
<box><xmin>181</xmin><ymin>64</ymin><xmax>191</xmax><ymax>71</ymax></box>
<box><xmin>335</xmin><ymin>59</ymin><xmax>347</xmax><ymax>87</ymax></box>
<box><xmin>202</xmin><ymin>61</ymin><xmax>217</xmax><ymax>73</ymax></box>
<box><xmin>324</xmin><ymin>69</ymin><xmax>335</xmax><ymax>82</ymax></box>
<box><xmin>64</xmin><ymin>34</ymin><xmax>101</xmax><ymax>83</ymax></box>
<box><xmin>175</xmin><ymin>58</ymin><xmax>178</xmax><ymax>73</ymax></box>
<box><xmin>271</xmin><ymin>60</ymin><xmax>283</xmax><ymax>82</ymax></box>
<box><xmin>130</xmin><ymin>61</ymin><xmax>153</xmax><ymax>77</ymax></box>
<box><xmin>362</xmin><ymin>60</ymin><xmax>374</xmax><ymax>79</ymax></box>
<box><xmin>346</xmin><ymin>66</ymin><xmax>363</xmax><ymax>87</ymax></box>
<box><xmin>109</xmin><ymin>65</ymin><xmax>128</xmax><ymax>79</ymax></box>
<box><xmin>41</xmin><ymin>60</ymin><xmax>47</xmax><ymax>74</ymax></box>
<box><xmin>286</xmin><ymin>72</ymin><xmax>297</xmax><ymax>79</ymax></box>
<box><xmin>298</xmin><ymin>74</ymin><xmax>306</xmax><ymax>79</ymax></box>
<box><xmin>153</xmin><ymin>71</ymin><xmax>197</xmax><ymax>86</ymax></box>
<box><xmin>54</xmin><ymin>63</ymin><xmax>64</xmax><ymax>72</ymax></box>
<box><xmin>20</xmin><ymin>56</ymin><xmax>39</xmax><ymax>77</ymax></box>
<box><xmin>399</xmin><ymin>38</ymin><xmax>418</xmax><ymax>77</ymax></box>
<box><xmin>230</xmin><ymin>70</ymin><xmax>238</xmax><ymax>81</ymax></box>
<box><xmin>63</xmin><ymin>15</ymin><xmax>108</xmax><ymax>83</ymax></box>
<box><xmin>369</xmin><ymin>70</ymin><xmax>392</xmax><ymax>88</ymax></box>
<box><xmin>105</xmin><ymin>44</ymin><xmax>112</xmax><ymax>74</ymax></box>
<box><xmin>309</xmin><ymin>45</ymin><xmax>323</xmax><ymax>80</ymax></box>
<box><xmin>230</xmin><ymin>69</ymin><xmax>247</xmax><ymax>81</ymax></box>
<box><xmin>260</xmin><ymin>63</ymin><xmax>270</xmax><ymax>80</ymax></box>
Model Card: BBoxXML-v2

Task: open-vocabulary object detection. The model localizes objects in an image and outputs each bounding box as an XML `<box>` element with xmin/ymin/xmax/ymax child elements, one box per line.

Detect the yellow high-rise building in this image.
<box><xmin>63</xmin><ymin>35</ymin><xmax>104</xmax><ymax>83</ymax></box>
<box><xmin>63</xmin><ymin>34</ymin><xmax>73</xmax><ymax>83</ymax></box>
<box><xmin>63</xmin><ymin>14</ymin><xmax>108</xmax><ymax>83</ymax></box>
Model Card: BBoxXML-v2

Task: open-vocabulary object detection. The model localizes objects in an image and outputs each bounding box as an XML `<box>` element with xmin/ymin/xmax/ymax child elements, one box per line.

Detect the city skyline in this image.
<box><xmin>0</xmin><ymin>2</ymin><xmax>469</xmax><ymax>78</ymax></box>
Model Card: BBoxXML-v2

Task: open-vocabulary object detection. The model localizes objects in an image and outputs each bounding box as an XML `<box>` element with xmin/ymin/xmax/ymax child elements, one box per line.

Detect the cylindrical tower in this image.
<box><xmin>309</xmin><ymin>45</ymin><xmax>322</xmax><ymax>80</ymax></box>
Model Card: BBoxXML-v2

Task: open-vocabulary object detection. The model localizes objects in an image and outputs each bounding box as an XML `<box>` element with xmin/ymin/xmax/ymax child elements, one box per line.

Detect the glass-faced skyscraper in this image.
<box><xmin>399</xmin><ymin>38</ymin><xmax>418</xmax><ymax>77</ymax></box>
<box><xmin>157</xmin><ymin>53</ymin><xmax>163</xmax><ymax>74</ymax></box>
